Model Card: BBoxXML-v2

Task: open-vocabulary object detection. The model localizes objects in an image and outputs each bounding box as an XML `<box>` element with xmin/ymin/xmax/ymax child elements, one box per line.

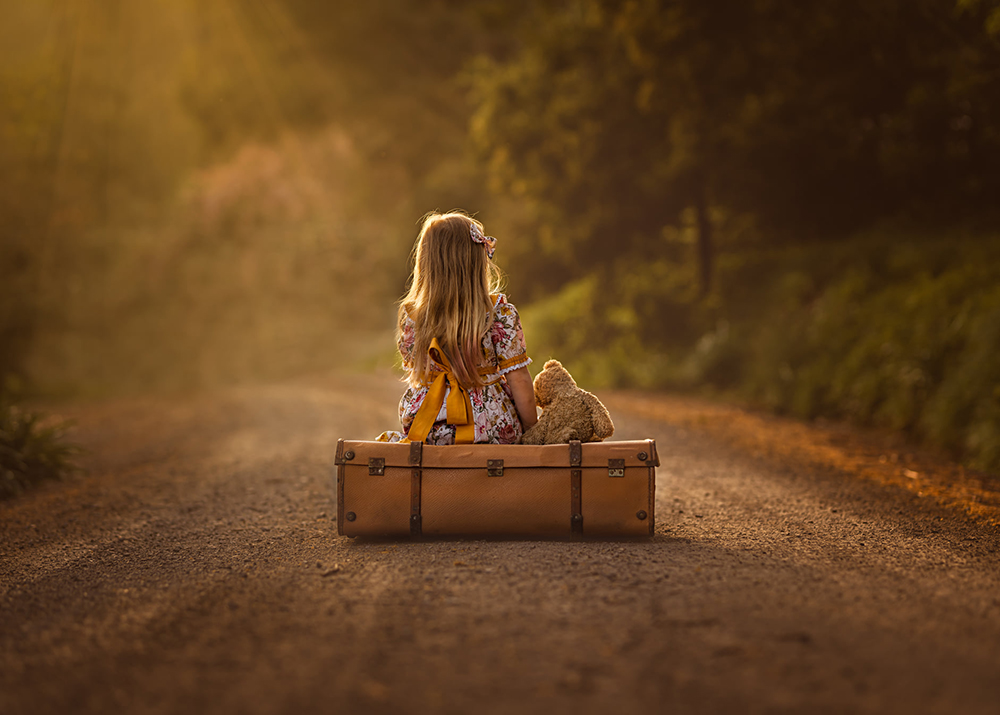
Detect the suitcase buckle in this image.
<box><xmin>608</xmin><ymin>459</ymin><xmax>625</xmax><ymax>478</ymax></box>
<box><xmin>368</xmin><ymin>457</ymin><xmax>385</xmax><ymax>476</ymax></box>
<box><xmin>487</xmin><ymin>459</ymin><xmax>504</xmax><ymax>477</ymax></box>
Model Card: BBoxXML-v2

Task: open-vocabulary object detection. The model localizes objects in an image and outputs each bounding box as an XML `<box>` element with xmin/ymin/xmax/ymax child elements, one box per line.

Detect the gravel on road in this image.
<box><xmin>2</xmin><ymin>371</ymin><xmax>999</xmax><ymax>715</ymax></box>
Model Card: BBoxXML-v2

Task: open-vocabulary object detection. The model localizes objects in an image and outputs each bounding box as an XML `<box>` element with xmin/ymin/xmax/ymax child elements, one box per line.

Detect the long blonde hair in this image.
<box><xmin>400</xmin><ymin>212</ymin><xmax>504</xmax><ymax>389</ymax></box>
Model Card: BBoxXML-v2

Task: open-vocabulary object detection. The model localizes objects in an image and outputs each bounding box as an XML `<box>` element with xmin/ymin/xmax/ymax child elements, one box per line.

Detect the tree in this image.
<box><xmin>470</xmin><ymin>0</ymin><xmax>1000</xmax><ymax>298</ymax></box>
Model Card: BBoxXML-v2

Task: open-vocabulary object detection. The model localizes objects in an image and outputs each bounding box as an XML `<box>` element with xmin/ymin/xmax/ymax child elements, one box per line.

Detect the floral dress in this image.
<box><xmin>379</xmin><ymin>294</ymin><xmax>532</xmax><ymax>445</ymax></box>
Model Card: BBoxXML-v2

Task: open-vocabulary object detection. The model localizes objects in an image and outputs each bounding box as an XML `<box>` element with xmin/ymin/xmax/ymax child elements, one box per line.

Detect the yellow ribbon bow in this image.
<box><xmin>404</xmin><ymin>337</ymin><xmax>476</xmax><ymax>444</ymax></box>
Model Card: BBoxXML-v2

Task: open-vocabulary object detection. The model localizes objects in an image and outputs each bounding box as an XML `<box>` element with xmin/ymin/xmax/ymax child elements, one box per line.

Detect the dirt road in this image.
<box><xmin>2</xmin><ymin>371</ymin><xmax>999</xmax><ymax>715</ymax></box>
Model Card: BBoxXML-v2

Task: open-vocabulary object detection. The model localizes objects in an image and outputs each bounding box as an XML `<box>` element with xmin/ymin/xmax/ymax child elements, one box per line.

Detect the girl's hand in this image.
<box><xmin>506</xmin><ymin>366</ymin><xmax>538</xmax><ymax>431</ymax></box>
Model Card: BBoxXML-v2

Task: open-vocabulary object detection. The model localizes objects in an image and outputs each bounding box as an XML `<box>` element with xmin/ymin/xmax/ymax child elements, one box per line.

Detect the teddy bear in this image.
<box><xmin>520</xmin><ymin>359</ymin><xmax>615</xmax><ymax>445</ymax></box>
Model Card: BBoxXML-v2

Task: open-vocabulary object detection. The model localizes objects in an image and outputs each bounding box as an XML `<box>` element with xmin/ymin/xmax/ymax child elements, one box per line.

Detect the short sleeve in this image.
<box><xmin>490</xmin><ymin>295</ymin><xmax>532</xmax><ymax>375</ymax></box>
<box><xmin>398</xmin><ymin>313</ymin><xmax>415</xmax><ymax>369</ymax></box>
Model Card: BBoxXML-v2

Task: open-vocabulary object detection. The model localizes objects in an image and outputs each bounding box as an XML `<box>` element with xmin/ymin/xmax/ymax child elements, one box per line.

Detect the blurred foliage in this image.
<box><xmin>471</xmin><ymin>0</ymin><xmax>1000</xmax><ymax>298</ymax></box>
<box><xmin>0</xmin><ymin>399</ymin><xmax>80</xmax><ymax>499</ymax></box>
<box><xmin>2</xmin><ymin>1</ymin><xmax>999</xmax><ymax>473</ymax></box>
<box><xmin>471</xmin><ymin>0</ymin><xmax>1000</xmax><ymax>472</ymax></box>
<box><xmin>528</xmin><ymin>231</ymin><xmax>1000</xmax><ymax>471</ymax></box>
<box><xmin>739</xmin><ymin>234</ymin><xmax>1000</xmax><ymax>472</ymax></box>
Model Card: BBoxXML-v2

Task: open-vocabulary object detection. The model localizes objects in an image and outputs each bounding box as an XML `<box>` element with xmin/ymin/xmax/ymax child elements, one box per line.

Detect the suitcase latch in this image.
<box><xmin>368</xmin><ymin>457</ymin><xmax>385</xmax><ymax>476</ymax></box>
<box><xmin>487</xmin><ymin>459</ymin><xmax>504</xmax><ymax>477</ymax></box>
<box><xmin>608</xmin><ymin>459</ymin><xmax>625</xmax><ymax>478</ymax></box>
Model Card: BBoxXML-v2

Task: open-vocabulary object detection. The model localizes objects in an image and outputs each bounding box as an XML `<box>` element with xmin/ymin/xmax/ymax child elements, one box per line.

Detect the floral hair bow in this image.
<box><xmin>470</xmin><ymin>223</ymin><xmax>497</xmax><ymax>260</ymax></box>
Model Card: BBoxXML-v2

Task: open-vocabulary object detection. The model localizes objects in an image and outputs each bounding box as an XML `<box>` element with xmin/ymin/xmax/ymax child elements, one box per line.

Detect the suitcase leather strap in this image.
<box><xmin>569</xmin><ymin>440</ymin><xmax>583</xmax><ymax>534</ymax></box>
<box><xmin>409</xmin><ymin>441</ymin><xmax>423</xmax><ymax>536</ymax></box>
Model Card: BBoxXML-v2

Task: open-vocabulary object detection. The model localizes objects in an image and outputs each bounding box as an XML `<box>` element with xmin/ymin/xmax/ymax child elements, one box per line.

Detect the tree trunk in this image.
<box><xmin>695</xmin><ymin>178</ymin><xmax>713</xmax><ymax>297</ymax></box>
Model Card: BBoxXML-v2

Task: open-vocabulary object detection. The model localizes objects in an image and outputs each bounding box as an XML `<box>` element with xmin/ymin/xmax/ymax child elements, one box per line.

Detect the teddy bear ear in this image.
<box><xmin>544</xmin><ymin>359</ymin><xmax>563</xmax><ymax>370</ymax></box>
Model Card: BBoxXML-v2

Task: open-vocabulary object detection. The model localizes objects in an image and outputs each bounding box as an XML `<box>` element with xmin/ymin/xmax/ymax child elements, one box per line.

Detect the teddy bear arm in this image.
<box><xmin>519</xmin><ymin>410</ymin><xmax>551</xmax><ymax>445</ymax></box>
<box><xmin>553</xmin><ymin>426</ymin><xmax>582</xmax><ymax>444</ymax></box>
<box><xmin>586</xmin><ymin>394</ymin><xmax>615</xmax><ymax>441</ymax></box>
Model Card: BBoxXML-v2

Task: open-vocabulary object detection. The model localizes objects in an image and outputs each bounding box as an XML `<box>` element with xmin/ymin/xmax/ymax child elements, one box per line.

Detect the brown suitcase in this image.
<box><xmin>334</xmin><ymin>439</ymin><xmax>658</xmax><ymax>537</ymax></box>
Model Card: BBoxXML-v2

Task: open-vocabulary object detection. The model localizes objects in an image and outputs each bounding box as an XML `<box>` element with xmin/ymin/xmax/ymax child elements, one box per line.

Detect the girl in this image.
<box><xmin>378</xmin><ymin>212</ymin><xmax>537</xmax><ymax>445</ymax></box>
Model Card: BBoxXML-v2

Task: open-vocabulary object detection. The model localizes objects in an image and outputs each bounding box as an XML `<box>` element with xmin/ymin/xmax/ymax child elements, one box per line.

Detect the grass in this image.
<box><xmin>0</xmin><ymin>400</ymin><xmax>81</xmax><ymax>500</ymax></box>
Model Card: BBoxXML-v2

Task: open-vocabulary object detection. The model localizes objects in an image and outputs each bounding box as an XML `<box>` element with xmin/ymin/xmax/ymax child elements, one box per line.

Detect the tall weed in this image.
<box><xmin>0</xmin><ymin>402</ymin><xmax>80</xmax><ymax>499</ymax></box>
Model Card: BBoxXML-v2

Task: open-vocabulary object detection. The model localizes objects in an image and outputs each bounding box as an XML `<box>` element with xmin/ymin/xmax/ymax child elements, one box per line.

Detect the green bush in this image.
<box><xmin>521</xmin><ymin>256</ymin><xmax>701</xmax><ymax>389</ymax></box>
<box><xmin>0</xmin><ymin>401</ymin><xmax>80</xmax><ymax>499</ymax></box>
<box><xmin>735</xmin><ymin>235</ymin><xmax>1000</xmax><ymax>471</ymax></box>
<box><xmin>524</xmin><ymin>229</ymin><xmax>1000</xmax><ymax>473</ymax></box>
<box><xmin>741</xmin><ymin>240</ymin><xmax>999</xmax><ymax>444</ymax></box>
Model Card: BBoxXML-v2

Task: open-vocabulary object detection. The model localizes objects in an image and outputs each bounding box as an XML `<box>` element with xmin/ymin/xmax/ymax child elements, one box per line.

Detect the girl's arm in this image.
<box><xmin>506</xmin><ymin>366</ymin><xmax>538</xmax><ymax>430</ymax></box>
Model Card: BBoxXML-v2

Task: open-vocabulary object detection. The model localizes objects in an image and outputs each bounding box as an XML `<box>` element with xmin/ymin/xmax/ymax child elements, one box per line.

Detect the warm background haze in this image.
<box><xmin>2</xmin><ymin>0</ymin><xmax>999</xmax><ymax>471</ymax></box>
